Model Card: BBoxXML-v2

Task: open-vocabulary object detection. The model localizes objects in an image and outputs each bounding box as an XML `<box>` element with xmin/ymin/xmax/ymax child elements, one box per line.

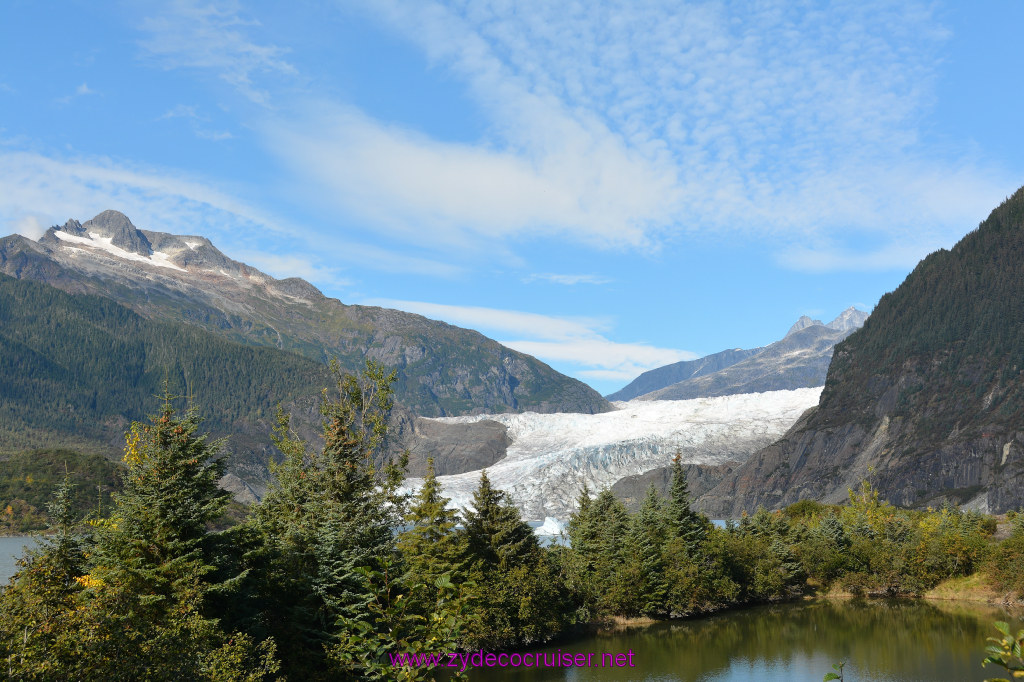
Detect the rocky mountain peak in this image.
<box><xmin>78</xmin><ymin>210</ymin><xmax>152</xmax><ymax>257</ymax></box>
<box><xmin>786</xmin><ymin>315</ymin><xmax>824</xmax><ymax>337</ymax></box>
<box><xmin>826</xmin><ymin>306</ymin><xmax>870</xmax><ymax>332</ymax></box>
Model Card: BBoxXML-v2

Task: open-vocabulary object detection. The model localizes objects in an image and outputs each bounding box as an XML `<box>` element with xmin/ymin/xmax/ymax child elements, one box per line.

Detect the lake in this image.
<box><xmin>462</xmin><ymin>599</ymin><xmax>1024</xmax><ymax>681</ymax></box>
<box><xmin>0</xmin><ymin>535</ymin><xmax>38</xmax><ymax>583</ymax></box>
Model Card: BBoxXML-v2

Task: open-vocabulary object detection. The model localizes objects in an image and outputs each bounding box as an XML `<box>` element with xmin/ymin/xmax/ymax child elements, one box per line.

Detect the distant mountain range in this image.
<box><xmin>608</xmin><ymin>307</ymin><xmax>869</xmax><ymax>401</ymax></box>
<box><xmin>699</xmin><ymin>187</ymin><xmax>1024</xmax><ymax>515</ymax></box>
<box><xmin>0</xmin><ymin>210</ymin><xmax>609</xmax><ymax>418</ymax></box>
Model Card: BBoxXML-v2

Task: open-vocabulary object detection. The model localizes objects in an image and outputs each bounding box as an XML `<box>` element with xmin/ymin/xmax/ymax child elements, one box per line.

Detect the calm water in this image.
<box><xmin>0</xmin><ymin>535</ymin><xmax>37</xmax><ymax>583</ymax></box>
<box><xmin>465</xmin><ymin>599</ymin><xmax>1024</xmax><ymax>681</ymax></box>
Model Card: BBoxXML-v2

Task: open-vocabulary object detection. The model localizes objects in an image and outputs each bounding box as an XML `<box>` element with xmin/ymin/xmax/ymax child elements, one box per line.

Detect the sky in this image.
<box><xmin>2</xmin><ymin>1</ymin><xmax>1023</xmax><ymax>396</ymax></box>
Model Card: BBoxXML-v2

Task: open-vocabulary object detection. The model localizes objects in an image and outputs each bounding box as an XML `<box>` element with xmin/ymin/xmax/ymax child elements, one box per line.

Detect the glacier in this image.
<box><xmin>407</xmin><ymin>387</ymin><xmax>822</xmax><ymax>521</ymax></box>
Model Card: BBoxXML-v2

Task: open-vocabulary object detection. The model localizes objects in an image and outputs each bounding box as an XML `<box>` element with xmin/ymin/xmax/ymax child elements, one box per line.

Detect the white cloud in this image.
<box><xmin>158</xmin><ymin>104</ymin><xmax>233</xmax><ymax>141</ymax></box>
<box><xmin>0</xmin><ymin>150</ymin><xmax>459</xmax><ymax>280</ymax></box>
<box><xmin>525</xmin><ymin>273</ymin><xmax>611</xmax><ymax>285</ymax></box>
<box><xmin>10</xmin><ymin>215</ymin><xmax>46</xmax><ymax>240</ymax></box>
<box><xmin>56</xmin><ymin>82</ymin><xmax>98</xmax><ymax>104</ymax></box>
<box><xmin>231</xmin><ymin>251</ymin><xmax>348</xmax><ymax>287</ymax></box>
<box><xmin>328</xmin><ymin>0</ymin><xmax>1011</xmax><ymax>266</ymax></box>
<box><xmin>138</xmin><ymin>0</ymin><xmax>296</xmax><ymax>104</ymax></box>
<box><xmin>158</xmin><ymin>104</ymin><xmax>200</xmax><ymax>120</ymax></box>
<box><xmin>0</xmin><ymin>150</ymin><xmax>279</xmax><ymax>239</ymax></box>
<box><xmin>365</xmin><ymin>298</ymin><xmax>695</xmax><ymax>382</ymax></box>
<box><xmin>263</xmin><ymin>102</ymin><xmax>677</xmax><ymax>250</ymax></box>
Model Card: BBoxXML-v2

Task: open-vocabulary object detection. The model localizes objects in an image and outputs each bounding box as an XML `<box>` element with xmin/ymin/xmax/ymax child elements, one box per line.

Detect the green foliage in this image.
<box><xmin>982</xmin><ymin>621</ymin><xmax>1024</xmax><ymax>681</ymax></box>
<box><xmin>0</xmin><ymin>396</ymin><xmax>279</xmax><ymax>680</ymax></box>
<box><xmin>0</xmin><ymin>271</ymin><xmax>329</xmax><ymax>471</ymax></box>
<box><xmin>823</xmin><ymin>660</ymin><xmax>845</xmax><ymax>681</ymax></box>
<box><xmin>459</xmin><ymin>470</ymin><xmax>573</xmax><ymax>649</ymax></box>
<box><xmin>667</xmin><ymin>453</ymin><xmax>708</xmax><ymax>554</ymax></box>
<box><xmin>245</xmin><ymin>360</ymin><xmax>407</xmax><ymax>679</ymax></box>
<box><xmin>0</xmin><ymin>449</ymin><xmax>121</xmax><ymax>532</ymax></box>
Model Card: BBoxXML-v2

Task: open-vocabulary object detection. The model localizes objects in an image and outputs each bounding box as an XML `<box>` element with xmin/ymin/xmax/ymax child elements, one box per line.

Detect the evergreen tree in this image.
<box><xmin>0</xmin><ymin>473</ymin><xmax>86</xmax><ymax>676</ymax></box>
<box><xmin>67</xmin><ymin>397</ymin><xmax>276</xmax><ymax>680</ymax></box>
<box><xmin>459</xmin><ymin>471</ymin><xmax>567</xmax><ymax>648</ymax></box>
<box><xmin>248</xmin><ymin>360</ymin><xmax>406</xmax><ymax>680</ymax></box>
<box><xmin>667</xmin><ymin>453</ymin><xmax>708</xmax><ymax>554</ymax></box>
<box><xmin>397</xmin><ymin>457</ymin><xmax>465</xmax><ymax>611</ymax></box>
<box><xmin>462</xmin><ymin>471</ymin><xmax>537</xmax><ymax>572</ymax></box>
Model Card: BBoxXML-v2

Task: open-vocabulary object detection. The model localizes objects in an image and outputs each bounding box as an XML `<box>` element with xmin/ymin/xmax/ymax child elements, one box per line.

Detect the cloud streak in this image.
<box><xmin>0</xmin><ymin>150</ymin><xmax>460</xmax><ymax>280</ymax></box>
<box><xmin>138</xmin><ymin>0</ymin><xmax>296</xmax><ymax>104</ymax></box>
<box><xmin>367</xmin><ymin>298</ymin><xmax>696</xmax><ymax>382</ymax></box>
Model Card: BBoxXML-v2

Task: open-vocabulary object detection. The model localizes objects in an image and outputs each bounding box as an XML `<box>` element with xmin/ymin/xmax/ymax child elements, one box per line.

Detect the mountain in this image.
<box><xmin>0</xmin><ymin>211</ymin><xmax>609</xmax><ymax>417</ymax></box>
<box><xmin>0</xmin><ymin>271</ymin><xmax>333</xmax><ymax>498</ymax></box>
<box><xmin>613</xmin><ymin>308</ymin><xmax>868</xmax><ymax>402</ymax></box>
<box><xmin>605</xmin><ymin>347</ymin><xmax>764</xmax><ymax>401</ymax></box>
<box><xmin>411</xmin><ymin>388</ymin><xmax>822</xmax><ymax>521</ymax></box>
<box><xmin>699</xmin><ymin>188</ymin><xmax>1024</xmax><ymax>516</ymax></box>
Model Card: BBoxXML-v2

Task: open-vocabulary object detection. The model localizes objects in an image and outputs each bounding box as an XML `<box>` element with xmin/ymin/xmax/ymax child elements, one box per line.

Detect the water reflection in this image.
<box><xmin>463</xmin><ymin>600</ymin><xmax>1023</xmax><ymax>682</ymax></box>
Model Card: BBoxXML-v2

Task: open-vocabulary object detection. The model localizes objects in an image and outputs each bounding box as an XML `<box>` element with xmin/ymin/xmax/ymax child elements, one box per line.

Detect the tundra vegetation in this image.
<box><xmin>0</xmin><ymin>364</ymin><xmax>1021</xmax><ymax>680</ymax></box>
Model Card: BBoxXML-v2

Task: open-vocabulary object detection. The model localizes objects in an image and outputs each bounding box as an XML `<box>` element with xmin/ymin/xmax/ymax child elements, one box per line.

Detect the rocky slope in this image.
<box><xmin>0</xmin><ymin>211</ymin><xmax>609</xmax><ymax>417</ymax></box>
<box><xmin>606</xmin><ymin>347</ymin><xmax>764</xmax><ymax>401</ymax></box>
<box><xmin>622</xmin><ymin>308</ymin><xmax>868</xmax><ymax>401</ymax></box>
<box><xmin>699</xmin><ymin>189</ymin><xmax>1024</xmax><ymax>516</ymax></box>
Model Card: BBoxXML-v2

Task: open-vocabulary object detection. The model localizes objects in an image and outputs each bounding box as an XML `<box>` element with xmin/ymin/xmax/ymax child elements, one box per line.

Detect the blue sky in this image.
<box><xmin>2</xmin><ymin>1</ymin><xmax>1022</xmax><ymax>395</ymax></box>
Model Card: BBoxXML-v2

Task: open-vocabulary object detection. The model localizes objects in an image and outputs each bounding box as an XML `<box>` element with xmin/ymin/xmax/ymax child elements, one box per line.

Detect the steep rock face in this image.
<box><xmin>1</xmin><ymin>212</ymin><xmax>610</xmax><ymax>417</ymax></box>
<box><xmin>700</xmin><ymin>189</ymin><xmax>1024</xmax><ymax>516</ymax></box>
<box><xmin>400</xmin><ymin>418</ymin><xmax>510</xmax><ymax>477</ymax></box>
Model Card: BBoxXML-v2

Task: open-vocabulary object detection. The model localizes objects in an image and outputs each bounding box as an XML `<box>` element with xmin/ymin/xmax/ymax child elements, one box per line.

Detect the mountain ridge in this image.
<box><xmin>609</xmin><ymin>307</ymin><xmax>868</xmax><ymax>403</ymax></box>
<box><xmin>1</xmin><ymin>211</ymin><xmax>610</xmax><ymax>418</ymax></box>
<box><xmin>698</xmin><ymin>188</ymin><xmax>1024</xmax><ymax>516</ymax></box>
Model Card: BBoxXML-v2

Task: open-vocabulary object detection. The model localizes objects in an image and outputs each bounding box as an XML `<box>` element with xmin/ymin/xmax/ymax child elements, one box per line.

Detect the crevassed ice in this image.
<box><xmin>408</xmin><ymin>388</ymin><xmax>822</xmax><ymax>522</ymax></box>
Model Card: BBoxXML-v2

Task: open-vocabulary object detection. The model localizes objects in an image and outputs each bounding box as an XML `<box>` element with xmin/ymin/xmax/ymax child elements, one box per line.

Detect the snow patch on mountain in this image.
<box><xmin>52</xmin><ymin>229</ymin><xmax>185</xmax><ymax>272</ymax></box>
<box><xmin>410</xmin><ymin>387</ymin><xmax>822</xmax><ymax>521</ymax></box>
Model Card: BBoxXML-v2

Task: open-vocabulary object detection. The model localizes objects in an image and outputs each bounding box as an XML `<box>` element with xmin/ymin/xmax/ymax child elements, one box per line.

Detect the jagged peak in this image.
<box><xmin>826</xmin><ymin>306</ymin><xmax>869</xmax><ymax>332</ymax></box>
<box><xmin>786</xmin><ymin>315</ymin><xmax>824</xmax><ymax>337</ymax></box>
<box><xmin>78</xmin><ymin>210</ymin><xmax>152</xmax><ymax>257</ymax></box>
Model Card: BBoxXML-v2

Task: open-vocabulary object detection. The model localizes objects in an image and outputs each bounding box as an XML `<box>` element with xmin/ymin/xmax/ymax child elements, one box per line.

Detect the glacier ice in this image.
<box><xmin>407</xmin><ymin>387</ymin><xmax>822</xmax><ymax>522</ymax></box>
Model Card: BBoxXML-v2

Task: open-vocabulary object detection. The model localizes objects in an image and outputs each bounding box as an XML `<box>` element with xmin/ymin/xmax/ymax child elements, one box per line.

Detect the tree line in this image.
<box><xmin>0</xmin><ymin>361</ymin><xmax>1021</xmax><ymax>680</ymax></box>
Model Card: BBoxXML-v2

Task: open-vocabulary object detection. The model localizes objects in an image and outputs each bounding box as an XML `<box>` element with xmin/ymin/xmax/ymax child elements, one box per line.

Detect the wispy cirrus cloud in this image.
<box><xmin>138</xmin><ymin>0</ymin><xmax>296</xmax><ymax>105</ymax></box>
<box><xmin>130</xmin><ymin>1</ymin><xmax>1014</xmax><ymax>272</ymax></box>
<box><xmin>366</xmin><ymin>298</ymin><xmax>696</xmax><ymax>382</ymax></box>
<box><xmin>524</xmin><ymin>273</ymin><xmax>612</xmax><ymax>286</ymax></box>
<box><xmin>0</xmin><ymin>150</ymin><xmax>459</xmax><ymax>279</ymax></box>
<box><xmin>326</xmin><ymin>0</ymin><xmax>1009</xmax><ymax>267</ymax></box>
<box><xmin>158</xmin><ymin>104</ymin><xmax>233</xmax><ymax>141</ymax></box>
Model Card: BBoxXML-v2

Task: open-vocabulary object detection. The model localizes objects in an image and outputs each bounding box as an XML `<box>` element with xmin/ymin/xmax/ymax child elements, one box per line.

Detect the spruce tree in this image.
<box><xmin>460</xmin><ymin>471</ymin><xmax>567</xmax><ymax>648</ymax></box>
<box><xmin>76</xmin><ymin>397</ymin><xmax>277</xmax><ymax>680</ymax></box>
<box><xmin>396</xmin><ymin>457</ymin><xmax>465</xmax><ymax>613</ymax></box>
<box><xmin>667</xmin><ymin>452</ymin><xmax>708</xmax><ymax>554</ymax></box>
<box><xmin>249</xmin><ymin>360</ymin><xmax>407</xmax><ymax>679</ymax></box>
<box><xmin>462</xmin><ymin>470</ymin><xmax>537</xmax><ymax>572</ymax></box>
<box><xmin>0</xmin><ymin>474</ymin><xmax>86</xmax><ymax>676</ymax></box>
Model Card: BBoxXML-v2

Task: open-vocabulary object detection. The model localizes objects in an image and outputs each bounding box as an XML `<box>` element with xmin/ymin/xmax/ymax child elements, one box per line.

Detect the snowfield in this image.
<box><xmin>408</xmin><ymin>387</ymin><xmax>822</xmax><ymax>521</ymax></box>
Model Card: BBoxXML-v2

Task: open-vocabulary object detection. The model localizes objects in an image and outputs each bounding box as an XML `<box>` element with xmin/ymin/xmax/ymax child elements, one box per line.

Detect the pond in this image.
<box><xmin>461</xmin><ymin>599</ymin><xmax>1024</xmax><ymax>681</ymax></box>
<box><xmin>0</xmin><ymin>535</ymin><xmax>38</xmax><ymax>584</ymax></box>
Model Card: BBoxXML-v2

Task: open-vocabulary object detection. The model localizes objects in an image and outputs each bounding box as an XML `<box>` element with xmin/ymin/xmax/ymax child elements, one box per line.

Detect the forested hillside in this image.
<box><xmin>701</xmin><ymin>187</ymin><xmax>1024</xmax><ymax>515</ymax></box>
<box><xmin>0</xmin><ymin>212</ymin><xmax>610</xmax><ymax>417</ymax></box>
<box><xmin>0</xmin><ymin>272</ymin><xmax>329</xmax><ymax>485</ymax></box>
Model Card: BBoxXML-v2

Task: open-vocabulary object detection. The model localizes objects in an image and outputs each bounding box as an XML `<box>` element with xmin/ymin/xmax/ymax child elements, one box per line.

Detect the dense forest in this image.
<box><xmin>0</xmin><ymin>362</ymin><xmax>1021</xmax><ymax>680</ymax></box>
<box><xmin>0</xmin><ymin>271</ymin><xmax>329</xmax><ymax>476</ymax></box>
